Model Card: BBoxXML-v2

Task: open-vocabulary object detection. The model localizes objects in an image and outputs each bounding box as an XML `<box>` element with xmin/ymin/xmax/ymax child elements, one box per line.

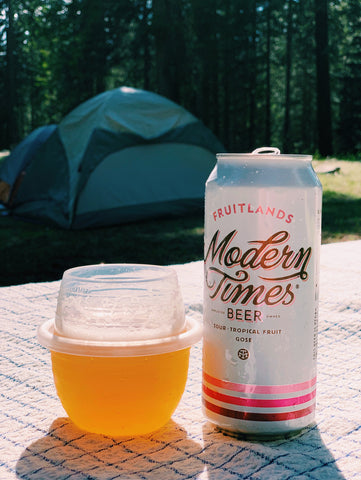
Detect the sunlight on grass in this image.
<box><xmin>314</xmin><ymin>160</ymin><xmax>361</xmax><ymax>244</ymax></box>
<box><xmin>314</xmin><ymin>160</ymin><xmax>361</xmax><ymax>198</ymax></box>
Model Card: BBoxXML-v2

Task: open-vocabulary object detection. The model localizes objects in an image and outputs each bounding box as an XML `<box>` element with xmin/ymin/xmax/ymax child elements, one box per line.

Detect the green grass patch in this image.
<box><xmin>0</xmin><ymin>213</ymin><xmax>205</xmax><ymax>286</ymax></box>
<box><xmin>314</xmin><ymin>160</ymin><xmax>361</xmax><ymax>243</ymax></box>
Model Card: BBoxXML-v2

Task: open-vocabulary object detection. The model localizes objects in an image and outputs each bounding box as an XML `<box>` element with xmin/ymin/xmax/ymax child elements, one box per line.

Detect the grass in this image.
<box><xmin>0</xmin><ymin>158</ymin><xmax>360</xmax><ymax>286</ymax></box>
<box><xmin>0</xmin><ymin>213</ymin><xmax>206</xmax><ymax>286</ymax></box>
<box><xmin>313</xmin><ymin>159</ymin><xmax>361</xmax><ymax>243</ymax></box>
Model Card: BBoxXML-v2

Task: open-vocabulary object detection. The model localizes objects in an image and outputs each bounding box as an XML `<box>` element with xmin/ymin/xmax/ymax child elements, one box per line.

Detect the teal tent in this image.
<box><xmin>1</xmin><ymin>87</ymin><xmax>224</xmax><ymax>228</ymax></box>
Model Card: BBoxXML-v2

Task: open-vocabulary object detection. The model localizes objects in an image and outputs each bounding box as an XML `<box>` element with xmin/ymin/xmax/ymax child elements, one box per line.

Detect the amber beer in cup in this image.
<box><xmin>203</xmin><ymin>147</ymin><xmax>322</xmax><ymax>437</ymax></box>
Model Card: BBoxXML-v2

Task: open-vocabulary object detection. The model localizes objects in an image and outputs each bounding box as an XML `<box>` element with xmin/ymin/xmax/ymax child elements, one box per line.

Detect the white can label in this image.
<box><xmin>203</xmin><ymin>189</ymin><xmax>321</xmax><ymax>433</ymax></box>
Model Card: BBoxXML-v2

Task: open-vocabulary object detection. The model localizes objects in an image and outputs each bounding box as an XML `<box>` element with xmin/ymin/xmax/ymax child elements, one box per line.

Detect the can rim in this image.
<box><xmin>216</xmin><ymin>153</ymin><xmax>312</xmax><ymax>161</ymax></box>
<box><xmin>217</xmin><ymin>146</ymin><xmax>312</xmax><ymax>161</ymax></box>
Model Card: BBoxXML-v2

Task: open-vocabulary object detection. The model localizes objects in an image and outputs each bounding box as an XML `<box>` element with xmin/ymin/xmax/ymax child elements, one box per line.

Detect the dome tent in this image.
<box><xmin>0</xmin><ymin>125</ymin><xmax>56</xmax><ymax>205</ymax></box>
<box><xmin>1</xmin><ymin>86</ymin><xmax>224</xmax><ymax>229</ymax></box>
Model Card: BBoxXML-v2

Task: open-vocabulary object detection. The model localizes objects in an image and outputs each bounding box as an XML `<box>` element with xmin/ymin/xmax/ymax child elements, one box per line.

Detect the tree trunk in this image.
<box><xmin>315</xmin><ymin>0</ymin><xmax>333</xmax><ymax>156</ymax></box>
<box><xmin>141</xmin><ymin>0</ymin><xmax>152</xmax><ymax>91</ymax></box>
<box><xmin>5</xmin><ymin>0</ymin><xmax>17</xmax><ymax>147</ymax></box>
<box><xmin>248</xmin><ymin>0</ymin><xmax>257</xmax><ymax>148</ymax></box>
<box><xmin>265</xmin><ymin>0</ymin><xmax>272</xmax><ymax>146</ymax></box>
<box><xmin>152</xmin><ymin>0</ymin><xmax>185</xmax><ymax>102</ymax></box>
<box><xmin>80</xmin><ymin>0</ymin><xmax>107</xmax><ymax>98</ymax></box>
<box><xmin>283</xmin><ymin>0</ymin><xmax>293</xmax><ymax>152</ymax></box>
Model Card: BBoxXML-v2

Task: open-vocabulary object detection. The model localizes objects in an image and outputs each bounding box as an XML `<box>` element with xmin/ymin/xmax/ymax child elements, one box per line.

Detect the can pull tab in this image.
<box><xmin>251</xmin><ymin>147</ymin><xmax>281</xmax><ymax>155</ymax></box>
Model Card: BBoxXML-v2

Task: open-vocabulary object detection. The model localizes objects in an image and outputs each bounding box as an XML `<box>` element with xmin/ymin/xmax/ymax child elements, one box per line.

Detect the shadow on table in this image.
<box><xmin>16</xmin><ymin>417</ymin><xmax>347</xmax><ymax>479</ymax></box>
<box><xmin>201</xmin><ymin>422</ymin><xmax>346</xmax><ymax>479</ymax></box>
<box><xmin>16</xmin><ymin>417</ymin><xmax>205</xmax><ymax>480</ymax></box>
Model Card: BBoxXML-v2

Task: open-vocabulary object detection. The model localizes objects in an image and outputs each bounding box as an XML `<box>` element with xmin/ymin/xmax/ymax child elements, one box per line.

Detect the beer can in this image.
<box><xmin>203</xmin><ymin>147</ymin><xmax>322</xmax><ymax>437</ymax></box>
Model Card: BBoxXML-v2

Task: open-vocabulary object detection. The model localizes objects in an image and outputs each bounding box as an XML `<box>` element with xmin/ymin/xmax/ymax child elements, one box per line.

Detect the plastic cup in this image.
<box><xmin>38</xmin><ymin>264</ymin><xmax>202</xmax><ymax>436</ymax></box>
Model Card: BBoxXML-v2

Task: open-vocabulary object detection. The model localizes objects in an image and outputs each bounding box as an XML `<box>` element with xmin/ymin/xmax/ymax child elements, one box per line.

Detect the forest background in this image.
<box><xmin>1</xmin><ymin>0</ymin><xmax>361</xmax><ymax>157</ymax></box>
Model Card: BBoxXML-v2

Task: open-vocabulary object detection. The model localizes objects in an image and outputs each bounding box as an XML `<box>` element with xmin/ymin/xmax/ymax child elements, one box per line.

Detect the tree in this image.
<box><xmin>152</xmin><ymin>0</ymin><xmax>187</xmax><ymax>103</ymax></box>
<box><xmin>4</xmin><ymin>0</ymin><xmax>17</xmax><ymax>146</ymax></box>
<box><xmin>265</xmin><ymin>0</ymin><xmax>272</xmax><ymax>146</ymax></box>
<box><xmin>283</xmin><ymin>0</ymin><xmax>294</xmax><ymax>152</ymax></box>
<box><xmin>315</xmin><ymin>0</ymin><xmax>333</xmax><ymax>155</ymax></box>
<box><xmin>336</xmin><ymin>0</ymin><xmax>361</xmax><ymax>153</ymax></box>
<box><xmin>294</xmin><ymin>0</ymin><xmax>317</xmax><ymax>152</ymax></box>
<box><xmin>188</xmin><ymin>0</ymin><xmax>221</xmax><ymax>137</ymax></box>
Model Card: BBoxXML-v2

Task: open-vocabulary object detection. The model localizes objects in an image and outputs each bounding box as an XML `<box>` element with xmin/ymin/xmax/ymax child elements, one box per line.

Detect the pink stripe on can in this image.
<box><xmin>203</xmin><ymin>372</ymin><xmax>317</xmax><ymax>394</ymax></box>
<box><xmin>203</xmin><ymin>384</ymin><xmax>316</xmax><ymax>408</ymax></box>
<box><xmin>204</xmin><ymin>399</ymin><xmax>316</xmax><ymax>422</ymax></box>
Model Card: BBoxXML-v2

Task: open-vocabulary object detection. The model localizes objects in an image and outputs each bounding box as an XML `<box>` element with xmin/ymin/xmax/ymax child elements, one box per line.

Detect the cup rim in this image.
<box><xmin>37</xmin><ymin>316</ymin><xmax>202</xmax><ymax>357</ymax></box>
<box><xmin>61</xmin><ymin>263</ymin><xmax>177</xmax><ymax>284</ymax></box>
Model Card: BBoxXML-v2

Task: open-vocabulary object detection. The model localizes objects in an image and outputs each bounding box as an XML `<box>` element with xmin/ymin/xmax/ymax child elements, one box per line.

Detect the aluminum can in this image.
<box><xmin>203</xmin><ymin>147</ymin><xmax>322</xmax><ymax>437</ymax></box>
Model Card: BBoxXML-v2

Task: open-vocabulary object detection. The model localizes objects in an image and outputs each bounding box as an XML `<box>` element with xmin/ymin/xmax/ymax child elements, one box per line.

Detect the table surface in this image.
<box><xmin>1</xmin><ymin>240</ymin><xmax>360</xmax><ymax>480</ymax></box>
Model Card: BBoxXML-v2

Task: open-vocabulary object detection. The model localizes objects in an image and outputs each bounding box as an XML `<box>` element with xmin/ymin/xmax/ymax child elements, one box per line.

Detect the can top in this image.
<box><xmin>217</xmin><ymin>147</ymin><xmax>312</xmax><ymax>162</ymax></box>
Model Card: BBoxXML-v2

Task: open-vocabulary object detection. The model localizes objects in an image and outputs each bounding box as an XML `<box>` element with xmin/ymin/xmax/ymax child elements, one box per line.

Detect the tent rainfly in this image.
<box><xmin>0</xmin><ymin>86</ymin><xmax>224</xmax><ymax>229</ymax></box>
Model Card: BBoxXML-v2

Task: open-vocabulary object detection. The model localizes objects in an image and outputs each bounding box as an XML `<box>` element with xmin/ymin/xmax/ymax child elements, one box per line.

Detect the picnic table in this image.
<box><xmin>1</xmin><ymin>240</ymin><xmax>360</xmax><ymax>479</ymax></box>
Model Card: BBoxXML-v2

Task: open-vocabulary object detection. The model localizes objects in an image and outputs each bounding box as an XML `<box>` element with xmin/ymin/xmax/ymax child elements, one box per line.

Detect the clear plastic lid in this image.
<box><xmin>37</xmin><ymin>264</ymin><xmax>202</xmax><ymax>356</ymax></box>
